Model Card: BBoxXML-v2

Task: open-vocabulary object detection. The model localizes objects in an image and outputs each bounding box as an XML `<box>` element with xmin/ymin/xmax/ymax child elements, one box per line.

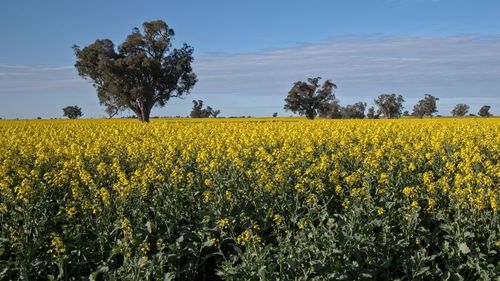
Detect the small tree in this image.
<box><xmin>366</xmin><ymin>106</ymin><xmax>379</xmax><ymax>119</ymax></box>
<box><xmin>272</xmin><ymin>112</ymin><xmax>278</xmax><ymax>118</ymax></box>
<box><xmin>318</xmin><ymin>102</ymin><xmax>342</xmax><ymax>119</ymax></box>
<box><xmin>284</xmin><ymin>77</ymin><xmax>337</xmax><ymax>120</ymax></box>
<box><xmin>374</xmin><ymin>94</ymin><xmax>405</xmax><ymax>119</ymax></box>
<box><xmin>412</xmin><ymin>94</ymin><xmax>439</xmax><ymax>118</ymax></box>
<box><xmin>211</xmin><ymin>109</ymin><xmax>221</xmax><ymax>118</ymax></box>
<box><xmin>63</xmin><ymin>106</ymin><xmax>83</xmax><ymax>119</ymax></box>
<box><xmin>478</xmin><ymin>105</ymin><xmax>492</xmax><ymax>117</ymax></box>
<box><xmin>190</xmin><ymin>100</ymin><xmax>220</xmax><ymax>118</ymax></box>
<box><xmin>451</xmin><ymin>104</ymin><xmax>469</xmax><ymax>117</ymax></box>
<box><xmin>341</xmin><ymin>102</ymin><xmax>366</xmax><ymax>119</ymax></box>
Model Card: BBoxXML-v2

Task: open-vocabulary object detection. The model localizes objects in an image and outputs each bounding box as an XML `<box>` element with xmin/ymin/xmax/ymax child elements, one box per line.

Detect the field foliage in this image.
<box><xmin>0</xmin><ymin>118</ymin><xmax>498</xmax><ymax>280</ymax></box>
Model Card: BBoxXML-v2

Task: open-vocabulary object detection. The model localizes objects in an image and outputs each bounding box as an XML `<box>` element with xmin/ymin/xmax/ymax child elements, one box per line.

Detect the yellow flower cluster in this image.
<box><xmin>0</xmin><ymin>117</ymin><xmax>498</xmax><ymax>251</ymax></box>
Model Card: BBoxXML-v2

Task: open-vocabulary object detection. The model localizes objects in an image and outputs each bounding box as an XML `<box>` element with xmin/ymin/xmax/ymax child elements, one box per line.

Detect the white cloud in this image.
<box><xmin>1</xmin><ymin>34</ymin><xmax>499</xmax><ymax>117</ymax></box>
<box><xmin>191</xmin><ymin>34</ymin><xmax>500</xmax><ymax>114</ymax></box>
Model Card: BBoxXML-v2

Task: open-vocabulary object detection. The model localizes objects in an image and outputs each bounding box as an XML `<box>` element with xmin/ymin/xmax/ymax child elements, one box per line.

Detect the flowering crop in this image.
<box><xmin>0</xmin><ymin>118</ymin><xmax>498</xmax><ymax>279</ymax></box>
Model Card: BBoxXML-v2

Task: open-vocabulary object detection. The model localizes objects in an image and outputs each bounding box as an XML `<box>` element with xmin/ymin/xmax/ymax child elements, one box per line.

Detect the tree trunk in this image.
<box><xmin>138</xmin><ymin>104</ymin><xmax>152</xmax><ymax>123</ymax></box>
<box><xmin>305</xmin><ymin>109</ymin><xmax>316</xmax><ymax>120</ymax></box>
<box><xmin>134</xmin><ymin>102</ymin><xmax>153</xmax><ymax>123</ymax></box>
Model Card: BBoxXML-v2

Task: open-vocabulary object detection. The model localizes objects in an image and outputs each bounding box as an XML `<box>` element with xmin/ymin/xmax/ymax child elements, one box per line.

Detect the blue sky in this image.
<box><xmin>1</xmin><ymin>0</ymin><xmax>499</xmax><ymax>118</ymax></box>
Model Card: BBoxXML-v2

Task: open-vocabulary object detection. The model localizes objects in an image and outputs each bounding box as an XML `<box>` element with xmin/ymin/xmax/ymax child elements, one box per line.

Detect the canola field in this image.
<box><xmin>0</xmin><ymin>118</ymin><xmax>498</xmax><ymax>280</ymax></box>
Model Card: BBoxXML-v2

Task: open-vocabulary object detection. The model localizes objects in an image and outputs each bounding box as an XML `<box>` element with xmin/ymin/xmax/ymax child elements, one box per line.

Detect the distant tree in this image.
<box><xmin>412</xmin><ymin>94</ymin><xmax>439</xmax><ymax>118</ymax></box>
<box><xmin>478</xmin><ymin>105</ymin><xmax>492</xmax><ymax>117</ymax></box>
<box><xmin>451</xmin><ymin>104</ymin><xmax>470</xmax><ymax>117</ymax></box>
<box><xmin>318</xmin><ymin>102</ymin><xmax>342</xmax><ymax>119</ymax></box>
<box><xmin>73</xmin><ymin>20</ymin><xmax>197</xmax><ymax>123</ymax></box>
<box><xmin>272</xmin><ymin>112</ymin><xmax>278</xmax><ymax>118</ymax></box>
<box><xmin>190</xmin><ymin>100</ymin><xmax>220</xmax><ymax>118</ymax></box>
<box><xmin>412</xmin><ymin>105</ymin><xmax>425</xmax><ymax>118</ymax></box>
<box><xmin>403</xmin><ymin>110</ymin><xmax>410</xmax><ymax>117</ymax></box>
<box><xmin>366</xmin><ymin>106</ymin><xmax>379</xmax><ymax>119</ymax></box>
<box><xmin>190</xmin><ymin>100</ymin><xmax>204</xmax><ymax>118</ymax></box>
<box><xmin>211</xmin><ymin>109</ymin><xmax>221</xmax><ymax>118</ymax></box>
<box><xmin>374</xmin><ymin>94</ymin><xmax>405</xmax><ymax>119</ymax></box>
<box><xmin>36</xmin><ymin>117</ymin><xmax>42</xmax><ymax>120</ymax></box>
<box><xmin>341</xmin><ymin>102</ymin><xmax>367</xmax><ymax>119</ymax></box>
<box><xmin>284</xmin><ymin>77</ymin><xmax>337</xmax><ymax>120</ymax></box>
<box><xmin>63</xmin><ymin>106</ymin><xmax>83</xmax><ymax>119</ymax></box>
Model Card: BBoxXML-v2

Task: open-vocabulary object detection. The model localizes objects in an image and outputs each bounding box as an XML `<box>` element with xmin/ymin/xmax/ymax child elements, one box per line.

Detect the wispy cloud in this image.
<box><xmin>1</xmin><ymin>34</ymin><xmax>499</xmax><ymax>117</ymax></box>
<box><xmin>0</xmin><ymin>64</ymin><xmax>85</xmax><ymax>93</ymax></box>
<box><xmin>192</xmin><ymin>34</ymin><xmax>500</xmax><ymax>114</ymax></box>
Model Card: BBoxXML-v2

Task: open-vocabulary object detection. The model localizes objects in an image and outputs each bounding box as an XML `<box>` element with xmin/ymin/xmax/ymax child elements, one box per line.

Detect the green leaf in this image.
<box><xmin>361</xmin><ymin>273</ymin><xmax>373</xmax><ymax>279</ymax></box>
<box><xmin>146</xmin><ymin>221</ymin><xmax>152</xmax><ymax>233</ymax></box>
<box><xmin>331</xmin><ymin>248</ymin><xmax>343</xmax><ymax>254</ymax></box>
<box><xmin>416</xmin><ymin>266</ymin><xmax>431</xmax><ymax>276</ymax></box>
<box><xmin>258</xmin><ymin>265</ymin><xmax>267</xmax><ymax>278</ymax></box>
<box><xmin>164</xmin><ymin>272</ymin><xmax>175</xmax><ymax>281</ymax></box>
<box><xmin>452</xmin><ymin>272</ymin><xmax>464</xmax><ymax>281</ymax></box>
<box><xmin>458</xmin><ymin>242</ymin><xmax>470</xmax><ymax>255</ymax></box>
<box><xmin>89</xmin><ymin>266</ymin><xmax>109</xmax><ymax>281</ymax></box>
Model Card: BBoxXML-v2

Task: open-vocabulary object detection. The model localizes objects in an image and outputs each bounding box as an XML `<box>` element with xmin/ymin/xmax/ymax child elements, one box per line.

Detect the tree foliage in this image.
<box><xmin>341</xmin><ymin>102</ymin><xmax>367</xmax><ymax>119</ymax></box>
<box><xmin>366</xmin><ymin>106</ymin><xmax>379</xmax><ymax>119</ymax></box>
<box><xmin>62</xmin><ymin>106</ymin><xmax>83</xmax><ymax>119</ymax></box>
<box><xmin>374</xmin><ymin>94</ymin><xmax>405</xmax><ymax>119</ymax></box>
<box><xmin>284</xmin><ymin>77</ymin><xmax>337</xmax><ymax>120</ymax></box>
<box><xmin>73</xmin><ymin>20</ymin><xmax>197</xmax><ymax>122</ymax></box>
<box><xmin>190</xmin><ymin>100</ymin><xmax>220</xmax><ymax>118</ymax></box>
<box><xmin>451</xmin><ymin>104</ymin><xmax>470</xmax><ymax>117</ymax></box>
<box><xmin>478</xmin><ymin>105</ymin><xmax>492</xmax><ymax>117</ymax></box>
<box><xmin>412</xmin><ymin>94</ymin><xmax>439</xmax><ymax>118</ymax></box>
<box><xmin>318</xmin><ymin>102</ymin><xmax>342</xmax><ymax>119</ymax></box>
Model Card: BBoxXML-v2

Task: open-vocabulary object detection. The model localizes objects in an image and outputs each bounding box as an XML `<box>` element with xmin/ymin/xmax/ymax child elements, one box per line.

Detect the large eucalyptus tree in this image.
<box><xmin>73</xmin><ymin>20</ymin><xmax>197</xmax><ymax>122</ymax></box>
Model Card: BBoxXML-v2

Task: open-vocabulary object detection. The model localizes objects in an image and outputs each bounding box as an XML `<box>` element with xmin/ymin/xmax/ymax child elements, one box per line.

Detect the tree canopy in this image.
<box><xmin>412</xmin><ymin>94</ymin><xmax>439</xmax><ymax>118</ymax></box>
<box><xmin>190</xmin><ymin>100</ymin><xmax>220</xmax><ymax>118</ymax></box>
<box><xmin>478</xmin><ymin>105</ymin><xmax>492</xmax><ymax>117</ymax></box>
<box><xmin>62</xmin><ymin>106</ymin><xmax>83</xmax><ymax>119</ymax></box>
<box><xmin>340</xmin><ymin>102</ymin><xmax>367</xmax><ymax>119</ymax></box>
<box><xmin>451</xmin><ymin>104</ymin><xmax>469</xmax><ymax>117</ymax></box>
<box><xmin>284</xmin><ymin>77</ymin><xmax>337</xmax><ymax>120</ymax></box>
<box><xmin>366</xmin><ymin>106</ymin><xmax>379</xmax><ymax>119</ymax></box>
<box><xmin>73</xmin><ymin>20</ymin><xmax>197</xmax><ymax>122</ymax></box>
<box><xmin>374</xmin><ymin>94</ymin><xmax>405</xmax><ymax>119</ymax></box>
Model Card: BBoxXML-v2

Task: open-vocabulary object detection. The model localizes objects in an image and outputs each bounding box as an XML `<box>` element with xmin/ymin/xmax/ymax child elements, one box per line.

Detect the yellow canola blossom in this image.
<box><xmin>0</xmin><ymin>117</ymin><xmax>498</xmax><ymax>221</ymax></box>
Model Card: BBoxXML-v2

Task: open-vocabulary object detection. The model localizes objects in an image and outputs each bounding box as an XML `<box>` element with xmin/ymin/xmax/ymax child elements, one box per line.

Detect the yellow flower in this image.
<box><xmin>335</xmin><ymin>185</ymin><xmax>342</xmax><ymax>194</ymax></box>
<box><xmin>410</xmin><ymin>201</ymin><xmax>420</xmax><ymax>209</ymax></box>
<box><xmin>120</xmin><ymin>219</ymin><xmax>133</xmax><ymax>236</ymax></box>
<box><xmin>48</xmin><ymin>232</ymin><xmax>65</xmax><ymax>257</ymax></box>
<box><xmin>427</xmin><ymin>199</ymin><xmax>437</xmax><ymax>211</ymax></box>
<box><xmin>202</xmin><ymin>190</ymin><xmax>213</xmax><ymax>202</ymax></box>
<box><xmin>377</xmin><ymin>208</ymin><xmax>385</xmax><ymax>216</ymax></box>
<box><xmin>218</xmin><ymin>218</ymin><xmax>229</xmax><ymax>230</ymax></box>
<box><xmin>273</xmin><ymin>214</ymin><xmax>284</xmax><ymax>226</ymax></box>
<box><xmin>204</xmin><ymin>178</ymin><xmax>213</xmax><ymax>186</ymax></box>
<box><xmin>66</xmin><ymin>206</ymin><xmax>77</xmax><ymax>218</ymax></box>
<box><xmin>236</xmin><ymin>229</ymin><xmax>251</xmax><ymax>246</ymax></box>
<box><xmin>0</xmin><ymin>203</ymin><xmax>7</xmax><ymax>213</ymax></box>
<box><xmin>139</xmin><ymin>242</ymin><xmax>150</xmax><ymax>256</ymax></box>
<box><xmin>402</xmin><ymin>186</ymin><xmax>414</xmax><ymax>197</ymax></box>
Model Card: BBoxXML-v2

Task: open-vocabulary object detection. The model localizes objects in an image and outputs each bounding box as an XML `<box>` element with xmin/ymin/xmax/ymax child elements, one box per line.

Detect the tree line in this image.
<box><xmin>283</xmin><ymin>77</ymin><xmax>493</xmax><ymax>120</ymax></box>
<box><xmin>71</xmin><ymin>20</ymin><xmax>494</xmax><ymax>121</ymax></box>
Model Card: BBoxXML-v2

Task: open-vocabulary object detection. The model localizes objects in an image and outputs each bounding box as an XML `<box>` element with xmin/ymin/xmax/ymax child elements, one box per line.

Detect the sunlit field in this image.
<box><xmin>0</xmin><ymin>118</ymin><xmax>498</xmax><ymax>280</ymax></box>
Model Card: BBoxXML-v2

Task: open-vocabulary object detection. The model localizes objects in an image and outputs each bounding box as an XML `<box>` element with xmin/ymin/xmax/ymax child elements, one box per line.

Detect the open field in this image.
<box><xmin>0</xmin><ymin>118</ymin><xmax>498</xmax><ymax>280</ymax></box>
